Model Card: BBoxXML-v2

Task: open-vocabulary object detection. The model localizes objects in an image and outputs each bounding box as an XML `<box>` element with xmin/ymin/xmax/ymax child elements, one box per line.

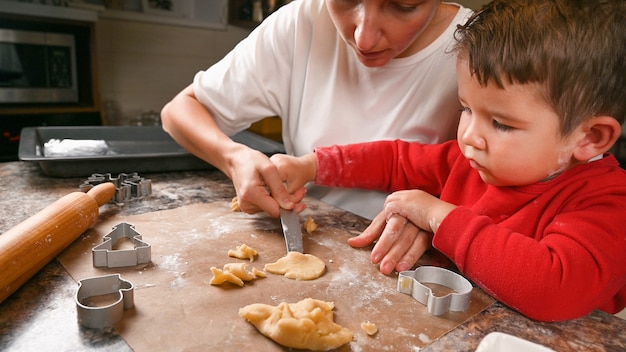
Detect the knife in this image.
<box><xmin>279</xmin><ymin>208</ymin><xmax>304</xmax><ymax>253</ymax></box>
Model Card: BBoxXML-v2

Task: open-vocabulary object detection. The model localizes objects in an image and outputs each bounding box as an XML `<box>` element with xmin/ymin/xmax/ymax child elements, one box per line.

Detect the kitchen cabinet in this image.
<box><xmin>248</xmin><ymin>116</ymin><xmax>282</xmax><ymax>142</ymax></box>
<box><xmin>229</xmin><ymin>0</ymin><xmax>290</xmax><ymax>29</ymax></box>
<box><xmin>99</xmin><ymin>0</ymin><xmax>229</xmax><ymax>30</ymax></box>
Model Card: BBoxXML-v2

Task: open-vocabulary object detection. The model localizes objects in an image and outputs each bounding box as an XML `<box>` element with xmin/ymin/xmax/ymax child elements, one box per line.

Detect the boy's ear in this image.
<box><xmin>572</xmin><ymin>116</ymin><xmax>622</xmax><ymax>161</ymax></box>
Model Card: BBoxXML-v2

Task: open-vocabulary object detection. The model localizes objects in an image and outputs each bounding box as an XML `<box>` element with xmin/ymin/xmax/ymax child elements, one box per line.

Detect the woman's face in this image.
<box><xmin>327</xmin><ymin>0</ymin><xmax>442</xmax><ymax>67</ymax></box>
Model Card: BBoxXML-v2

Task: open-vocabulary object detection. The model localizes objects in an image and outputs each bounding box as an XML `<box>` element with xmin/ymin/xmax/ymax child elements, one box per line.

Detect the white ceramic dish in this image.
<box><xmin>475</xmin><ymin>332</ymin><xmax>555</xmax><ymax>352</ymax></box>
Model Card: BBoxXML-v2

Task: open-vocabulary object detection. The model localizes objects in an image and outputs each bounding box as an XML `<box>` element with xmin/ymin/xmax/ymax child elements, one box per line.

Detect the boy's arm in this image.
<box><xmin>434</xmin><ymin>201</ymin><xmax>626</xmax><ymax>322</ymax></box>
<box><xmin>273</xmin><ymin>139</ymin><xmax>457</xmax><ymax>194</ymax></box>
<box><xmin>313</xmin><ymin>140</ymin><xmax>455</xmax><ymax>193</ymax></box>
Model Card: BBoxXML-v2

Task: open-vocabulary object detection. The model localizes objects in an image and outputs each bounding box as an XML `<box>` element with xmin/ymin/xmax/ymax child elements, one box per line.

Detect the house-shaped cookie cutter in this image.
<box><xmin>76</xmin><ymin>274</ymin><xmax>134</xmax><ymax>329</ymax></box>
<box><xmin>397</xmin><ymin>266</ymin><xmax>472</xmax><ymax>316</ymax></box>
<box><xmin>92</xmin><ymin>222</ymin><xmax>151</xmax><ymax>268</ymax></box>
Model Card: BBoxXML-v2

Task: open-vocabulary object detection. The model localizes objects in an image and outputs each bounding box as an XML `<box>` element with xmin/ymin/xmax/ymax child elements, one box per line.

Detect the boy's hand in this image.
<box><xmin>348</xmin><ymin>211</ymin><xmax>432</xmax><ymax>275</ymax></box>
<box><xmin>383</xmin><ymin>190</ymin><xmax>456</xmax><ymax>233</ymax></box>
<box><xmin>270</xmin><ymin>153</ymin><xmax>318</xmax><ymax>194</ymax></box>
<box><xmin>229</xmin><ymin>148</ymin><xmax>305</xmax><ymax>218</ymax></box>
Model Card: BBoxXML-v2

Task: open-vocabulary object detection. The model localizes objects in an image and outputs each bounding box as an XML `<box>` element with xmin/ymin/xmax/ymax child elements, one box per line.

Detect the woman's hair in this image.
<box><xmin>454</xmin><ymin>0</ymin><xmax>626</xmax><ymax>135</ymax></box>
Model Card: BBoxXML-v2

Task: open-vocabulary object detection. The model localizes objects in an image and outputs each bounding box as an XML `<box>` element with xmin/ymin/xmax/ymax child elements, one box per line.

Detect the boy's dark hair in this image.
<box><xmin>454</xmin><ymin>0</ymin><xmax>626</xmax><ymax>135</ymax></box>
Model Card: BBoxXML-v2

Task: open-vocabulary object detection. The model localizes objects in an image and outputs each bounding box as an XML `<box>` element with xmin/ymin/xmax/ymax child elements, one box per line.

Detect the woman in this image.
<box><xmin>161</xmin><ymin>0</ymin><xmax>472</xmax><ymax>272</ymax></box>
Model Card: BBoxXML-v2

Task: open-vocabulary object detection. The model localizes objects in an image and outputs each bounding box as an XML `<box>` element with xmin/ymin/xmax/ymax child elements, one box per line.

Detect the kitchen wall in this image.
<box><xmin>95</xmin><ymin>0</ymin><xmax>488</xmax><ymax>126</ymax></box>
<box><xmin>95</xmin><ymin>19</ymin><xmax>250</xmax><ymax>125</ymax></box>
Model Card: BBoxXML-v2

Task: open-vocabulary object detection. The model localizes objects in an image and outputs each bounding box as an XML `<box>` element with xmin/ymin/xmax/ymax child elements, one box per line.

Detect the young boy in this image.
<box><xmin>269</xmin><ymin>0</ymin><xmax>626</xmax><ymax>322</ymax></box>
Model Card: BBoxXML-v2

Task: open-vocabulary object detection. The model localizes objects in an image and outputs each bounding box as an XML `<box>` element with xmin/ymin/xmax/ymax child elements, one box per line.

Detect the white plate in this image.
<box><xmin>475</xmin><ymin>332</ymin><xmax>555</xmax><ymax>352</ymax></box>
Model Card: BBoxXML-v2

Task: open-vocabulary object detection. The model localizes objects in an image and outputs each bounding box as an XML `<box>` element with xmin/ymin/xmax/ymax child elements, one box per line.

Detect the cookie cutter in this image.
<box><xmin>79</xmin><ymin>172</ymin><xmax>152</xmax><ymax>204</ymax></box>
<box><xmin>93</xmin><ymin>222</ymin><xmax>151</xmax><ymax>268</ymax></box>
<box><xmin>397</xmin><ymin>266</ymin><xmax>472</xmax><ymax>316</ymax></box>
<box><xmin>76</xmin><ymin>274</ymin><xmax>134</xmax><ymax>329</ymax></box>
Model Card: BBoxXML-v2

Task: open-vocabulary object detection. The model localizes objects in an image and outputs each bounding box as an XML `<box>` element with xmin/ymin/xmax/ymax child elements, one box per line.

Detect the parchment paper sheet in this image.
<box><xmin>58</xmin><ymin>201</ymin><xmax>494</xmax><ymax>351</ymax></box>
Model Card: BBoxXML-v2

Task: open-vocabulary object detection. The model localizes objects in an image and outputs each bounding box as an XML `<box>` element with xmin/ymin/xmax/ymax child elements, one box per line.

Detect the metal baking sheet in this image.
<box><xmin>18</xmin><ymin>126</ymin><xmax>285</xmax><ymax>177</ymax></box>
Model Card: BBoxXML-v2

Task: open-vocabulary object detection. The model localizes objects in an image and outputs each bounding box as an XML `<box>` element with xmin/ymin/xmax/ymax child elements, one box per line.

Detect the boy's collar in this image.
<box><xmin>588</xmin><ymin>154</ymin><xmax>604</xmax><ymax>162</ymax></box>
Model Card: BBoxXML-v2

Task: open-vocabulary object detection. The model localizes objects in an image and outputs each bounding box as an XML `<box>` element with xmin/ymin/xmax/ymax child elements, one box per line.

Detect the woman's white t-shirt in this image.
<box><xmin>194</xmin><ymin>0</ymin><xmax>473</xmax><ymax>219</ymax></box>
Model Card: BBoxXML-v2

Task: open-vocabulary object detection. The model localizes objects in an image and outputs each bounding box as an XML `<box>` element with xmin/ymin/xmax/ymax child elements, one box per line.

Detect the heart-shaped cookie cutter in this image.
<box><xmin>397</xmin><ymin>266</ymin><xmax>472</xmax><ymax>316</ymax></box>
<box><xmin>75</xmin><ymin>274</ymin><xmax>134</xmax><ymax>329</ymax></box>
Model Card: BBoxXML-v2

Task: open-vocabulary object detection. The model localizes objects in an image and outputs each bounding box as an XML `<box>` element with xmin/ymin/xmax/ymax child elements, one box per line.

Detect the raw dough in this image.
<box><xmin>361</xmin><ymin>321</ymin><xmax>378</xmax><ymax>336</ymax></box>
<box><xmin>228</xmin><ymin>244</ymin><xmax>258</xmax><ymax>262</ymax></box>
<box><xmin>210</xmin><ymin>263</ymin><xmax>265</xmax><ymax>287</ymax></box>
<box><xmin>230</xmin><ymin>196</ymin><xmax>241</xmax><ymax>212</ymax></box>
<box><xmin>303</xmin><ymin>217</ymin><xmax>318</xmax><ymax>234</ymax></box>
<box><xmin>264</xmin><ymin>252</ymin><xmax>326</xmax><ymax>280</ymax></box>
<box><xmin>239</xmin><ymin>298</ymin><xmax>353</xmax><ymax>351</ymax></box>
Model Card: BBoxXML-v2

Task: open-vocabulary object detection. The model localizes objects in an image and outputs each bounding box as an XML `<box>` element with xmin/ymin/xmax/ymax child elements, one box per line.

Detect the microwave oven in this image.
<box><xmin>0</xmin><ymin>13</ymin><xmax>101</xmax><ymax>161</ymax></box>
<box><xmin>0</xmin><ymin>28</ymin><xmax>78</xmax><ymax>103</ymax></box>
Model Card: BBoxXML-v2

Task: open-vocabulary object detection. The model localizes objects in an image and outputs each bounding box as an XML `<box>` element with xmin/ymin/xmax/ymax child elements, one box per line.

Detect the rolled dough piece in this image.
<box><xmin>230</xmin><ymin>196</ymin><xmax>241</xmax><ymax>212</ymax></box>
<box><xmin>361</xmin><ymin>321</ymin><xmax>378</xmax><ymax>336</ymax></box>
<box><xmin>264</xmin><ymin>252</ymin><xmax>326</xmax><ymax>280</ymax></box>
<box><xmin>210</xmin><ymin>263</ymin><xmax>265</xmax><ymax>287</ymax></box>
<box><xmin>228</xmin><ymin>243</ymin><xmax>258</xmax><ymax>262</ymax></box>
<box><xmin>303</xmin><ymin>217</ymin><xmax>318</xmax><ymax>234</ymax></box>
<box><xmin>239</xmin><ymin>298</ymin><xmax>353</xmax><ymax>351</ymax></box>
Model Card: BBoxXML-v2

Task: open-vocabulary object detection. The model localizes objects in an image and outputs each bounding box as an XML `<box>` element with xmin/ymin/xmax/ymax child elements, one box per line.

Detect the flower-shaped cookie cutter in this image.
<box><xmin>75</xmin><ymin>274</ymin><xmax>134</xmax><ymax>329</ymax></box>
<box><xmin>92</xmin><ymin>222</ymin><xmax>151</xmax><ymax>268</ymax></box>
<box><xmin>397</xmin><ymin>266</ymin><xmax>472</xmax><ymax>316</ymax></box>
<box><xmin>79</xmin><ymin>172</ymin><xmax>152</xmax><ymax>204</ymax></box>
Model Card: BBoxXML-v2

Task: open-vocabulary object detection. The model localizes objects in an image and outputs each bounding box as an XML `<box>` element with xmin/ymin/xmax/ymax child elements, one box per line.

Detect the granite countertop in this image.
<box><xmin>0</xmin><ymin>161</ymin><xmax>624</xmax><ymax>352</ymax></box>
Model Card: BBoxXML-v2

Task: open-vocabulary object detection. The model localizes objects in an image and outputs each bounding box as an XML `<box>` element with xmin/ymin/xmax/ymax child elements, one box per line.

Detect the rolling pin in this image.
<box><xmin>0</xmin><ymin>182</ymin><xmax>116</xmax><ymax>304</ymax></box>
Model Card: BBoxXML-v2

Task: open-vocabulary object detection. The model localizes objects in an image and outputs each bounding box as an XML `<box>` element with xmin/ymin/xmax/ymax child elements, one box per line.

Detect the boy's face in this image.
<box><xmin>456</xmin><ymin>59</ymin><xmax>580</xmax><ymax>187</ymax></box>
<box><xmin>326</xmin><ymin>0</ymin><xmax>442</xmax><ymax>67</ymax></box>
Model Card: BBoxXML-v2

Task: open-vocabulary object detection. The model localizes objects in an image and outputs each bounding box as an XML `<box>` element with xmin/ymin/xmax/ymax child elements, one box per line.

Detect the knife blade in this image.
<box><xmin>279</xmin><ymin>208</ymin><xmax>303</xmax><ymax>253</ymax></box>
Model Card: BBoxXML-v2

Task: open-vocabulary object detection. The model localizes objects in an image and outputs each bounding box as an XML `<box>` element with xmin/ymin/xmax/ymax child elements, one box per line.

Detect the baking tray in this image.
<box><xmin>18</xmin><ymin>126</ymin><xmax>285</xmax><ymax>177</ymax></box>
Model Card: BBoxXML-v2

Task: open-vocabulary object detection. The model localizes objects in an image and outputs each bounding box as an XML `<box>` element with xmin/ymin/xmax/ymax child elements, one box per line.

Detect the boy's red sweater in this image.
<box><xmin>315</xmin><ymin>140</ymin><xmax>626</xmax><ymax>321</ymax></box>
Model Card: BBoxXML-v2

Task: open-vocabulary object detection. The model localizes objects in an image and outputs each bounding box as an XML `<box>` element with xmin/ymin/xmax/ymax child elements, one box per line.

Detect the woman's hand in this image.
<box><xmin>229</xmin><ymin>147</ymin><xmax>306</xmax><ymax>218</ymax></box>
<box><xmin>161</xmin><ymin>85</ymin><xmax>305</xmax><ymax>218</ymax></box>
<box><xmin>348</xmin><ymin>211</ymin><xmax>432</xmax><ymax>275</ymax></box>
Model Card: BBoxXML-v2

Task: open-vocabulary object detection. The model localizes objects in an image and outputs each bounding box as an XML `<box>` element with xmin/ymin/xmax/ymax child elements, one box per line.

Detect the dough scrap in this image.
<box><xmin>303</xmin><ymin>217</ymin><xmax>318</xmax><ymax>234</ymax></box>
<box><xmin>228</xmin><ymin>243</ymin><xmax>258</xmax><ymax>262</ymax></box>
<box><xmin>230</xmin><ymin>196</ymin><xmax>241</xmax><ymax>212</ymax></box>
<box><xmin>264</xmin><ymin>252</ymin><xmax>326</xmax><ymax>280</ymax></box>
<box><xmin>210</xmin><ymin>262</ymin><xmax>265</xmax><ymax>287</ymax></box>
<box><xmin>361</xmin><ymin>321</ymin><xmax>378</xmax><ymax>336</ymax></box>
<box><xmin>239</xmin><ymin>298</ymin><xmax>353</xmax><ymax>351</ymax></box>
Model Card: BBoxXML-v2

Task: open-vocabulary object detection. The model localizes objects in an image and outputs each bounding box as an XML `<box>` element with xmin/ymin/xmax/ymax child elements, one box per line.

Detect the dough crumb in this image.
<box><xmin>230</xmin><ymin>196</ymin><xmax>241</xmax><ymax>212</ymax></box>
<box><xmin>210</xmin><ymin>263</ymin><xmax>265</xmax><ymax>287</ymax></box>
<box><xmin>303</xmin><ymin>217</ymin><xmax>318</xmax><ymax>234</ymax></box>
<box><xmin>264</xmin><ymin>252</ymin><xmax>326</xmax><ymax>280</ymax></box>
<box><xmin>239</xmin><ymin>298</ymin><xmax>353</xmax><ymax>351</ymax></box>
<box><xmin>361</xmin><ymin>321</ymin><xmax>378</xmax><ymax>336</ymax></box>
<box><xmin>228</xmin><ymin>243</ymin><xmax>258</xmax><ymax>262</ymax></box>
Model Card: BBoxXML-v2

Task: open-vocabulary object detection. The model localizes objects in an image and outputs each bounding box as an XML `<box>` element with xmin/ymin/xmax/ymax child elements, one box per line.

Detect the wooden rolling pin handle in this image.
<box><xmin>0</xmin><ymin>182</ymin><xmax>116</xmax><ymax>304</ymax></box>
<box><xmin>88</xmin><ymin>182</ymin><xmax>117</xmax><ymax>207</ymax></box>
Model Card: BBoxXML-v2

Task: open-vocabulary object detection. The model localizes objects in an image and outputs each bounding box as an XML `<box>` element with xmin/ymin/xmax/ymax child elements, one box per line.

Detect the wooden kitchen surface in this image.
<box><xmin>1</xmin><ymin>161</ymin><xmax>625</xmax><ymax>351</ymax></box>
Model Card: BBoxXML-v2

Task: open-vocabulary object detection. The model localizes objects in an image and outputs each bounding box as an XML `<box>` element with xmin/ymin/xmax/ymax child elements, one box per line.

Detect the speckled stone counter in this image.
<box><xmin>1</xmin><ymin>161</ymin><xmax>624</xmax><ymax>352</ymax></box>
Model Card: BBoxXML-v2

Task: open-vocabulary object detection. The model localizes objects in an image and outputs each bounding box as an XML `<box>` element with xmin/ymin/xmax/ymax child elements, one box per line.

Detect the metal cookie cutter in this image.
<box><xmin>93</xmin><ymin>222</ymin><xmax>151</xmax><ymax>268</ymax></box>
<box><xmin>79</xmin><ymin>172</ymin><xmax>152</xmax><ymax>204</ymax></box>
<box><xmin>76</xmin><ymin>274</ymin><xmax>134</xmax><ymax>329</ymax></box>
<box><xmin>398</xmin><ymin>266</ymin><xmax>473</xmax><ymax>316</ymax></box>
